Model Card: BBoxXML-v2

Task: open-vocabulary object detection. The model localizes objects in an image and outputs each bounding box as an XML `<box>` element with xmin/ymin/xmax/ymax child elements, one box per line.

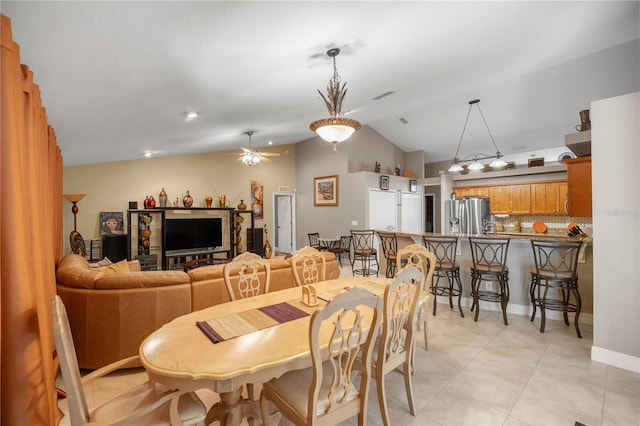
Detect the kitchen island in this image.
<box><xmin>379</xmin><ymin>231</ymin><xmax>593</xmax><ymax>322</ymax></box>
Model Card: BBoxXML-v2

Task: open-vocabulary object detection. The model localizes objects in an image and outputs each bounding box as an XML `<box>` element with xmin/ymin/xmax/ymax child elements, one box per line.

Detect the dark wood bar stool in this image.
<box><xmin>530</xmin><ymin>240</ymin><xmax>583</xmax><ymax>338</ymax></box>
<box><xmin>350</xmin><ymin>229</ymin><xmax>379</xmax><ymax>277</ymax></box>
<box><xmin>468</xmin><ymin>237</ymin><xmax>511</xmax><ymax>325</ymax></box>
<box><xmin>423</xmin><ymin>236</ymin><xmax>464</xmax><ymax>317</ymax></box>
<box><xmin>377</xmin><ymin>231</ymin><xmax>398</xmax><ymax>278</ymax></box>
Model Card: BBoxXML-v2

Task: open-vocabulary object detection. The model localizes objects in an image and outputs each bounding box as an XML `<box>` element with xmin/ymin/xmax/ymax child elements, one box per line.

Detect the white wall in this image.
<box><xmin>591</xmin><ymin>92</ymin><xmax>639</xmax><ymax>373</ymax></box>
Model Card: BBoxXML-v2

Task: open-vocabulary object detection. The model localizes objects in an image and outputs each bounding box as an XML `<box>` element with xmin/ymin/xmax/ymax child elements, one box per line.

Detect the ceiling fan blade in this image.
<box><xmin>259</xmin><ymin>156</ymin><xmax>272</xmax><ymax>163</ymax></box>
<box><xmin>257</xmin><ymin>152</ymin><xmax>280</xmax><ymax>157</ymax></box>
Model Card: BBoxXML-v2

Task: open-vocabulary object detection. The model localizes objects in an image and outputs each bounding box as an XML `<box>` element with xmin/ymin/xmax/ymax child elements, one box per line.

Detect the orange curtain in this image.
<box><xmin>1</xmin><ymin>14</ymin><xmax>63</xmax><ymax>425</ymax></box>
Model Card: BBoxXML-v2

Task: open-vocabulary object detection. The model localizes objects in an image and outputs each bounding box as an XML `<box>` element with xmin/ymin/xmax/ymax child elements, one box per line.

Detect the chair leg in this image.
<box><xmin>530</xmin><ymin>274</ymin><xmax>538</xmax><ymax>321</ymax></box>
<box><xmin>376</xmin><ymin>369</ymin><xmax>391</xmax><ymax>426</ymax></box>
<box><xmin>403</xmin><ymin>359</ymin><xmax>416</xmax><ymax>416</ymax></box>
<box><xmin>572</xmin><ymin>280</ymin><xmax>582</xmax><ymax>338</ymax></box>
<box><xmin>454</xmin><ymin>271</ymin><xmax>464</xmax><ymax>318</ymax></box>
<box><xmin>500</xmin><ymin>276</ymin><xmax>509</xmax><ymax>326</ymax></box>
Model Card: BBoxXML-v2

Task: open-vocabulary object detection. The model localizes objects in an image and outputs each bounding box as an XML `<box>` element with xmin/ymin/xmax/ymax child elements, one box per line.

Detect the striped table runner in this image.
<box><xmin>196</xmin><ymin>302</ymin><xmax>310</xmax><ymax>344</ymax></box>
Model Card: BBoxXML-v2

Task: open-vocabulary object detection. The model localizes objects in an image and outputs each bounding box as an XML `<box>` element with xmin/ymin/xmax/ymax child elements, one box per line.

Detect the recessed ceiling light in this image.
<box><xmin>144</xmin><ymin>152</ymin><xmax>152</xmax><ymax>158</ymax></box>
<box><xmin>267</xmin><ymin>141</ymin><xmax>273</xmax><ymax>145</ymax></box>
<box><xmin>184</xmin><ymin>112</ymin><xmax>198</xmax><ymax>119</ymax></box>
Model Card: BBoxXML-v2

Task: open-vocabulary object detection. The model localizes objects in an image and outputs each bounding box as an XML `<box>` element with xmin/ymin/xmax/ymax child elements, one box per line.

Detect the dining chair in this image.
<box><xmin>377</xmin><ymin>231</ymin><xmax>398</xmax><ymax>278</ymax></box>
<box><xmin>260</xmin><ymin>287</ymin><xmax>382</xmax><ymax>426</ymax></box>
<box><xmin>307</xmin><ymin>232</ymin><xmax>323</xmax><ymax>250</ymax></box>
<box><xmin>328</xmin><ymin>235</ymin><xmax>352</xmax><ymax>268</ymax></box>
<box><xmin>530</xmin><ymin>240</ymin><xmax>583</xmax><ymax>337</ymax></box>
<box><xmin>396</xmin><ymin>243</ymin><xmax>436</xmax><ymax>351</ymax></box>
<box><xmin>469</xmin><ymin>237</ymin><xmax>511</xmax><ymax>325</ymax></box>
<box><xmin>370</xmin><ymin>266</ymin><xmax>425</xmax><ymax>425</ymax></box>
<box><xmin>51</xmin><ymin>295</ymin><xmax>207</xmax><ymax>426</ymax></box>
<box><xmin>290</xmin><ymin>245</ymin><xmax>326</xmax><ymax>286</ymax></box>
<box><xmin>223</xmin><ymin>251</ymin><xmax>271</xmax><ymax>301</ymax></box>
<box><xmin>422</xmin><ymin>235</ymin><xmax>464</xmax><ymax>317</ymax></box>
<box><xmin>350</xmin><ymin>229</ymin><xmax>379</xmax><ymax>277</ymax></box>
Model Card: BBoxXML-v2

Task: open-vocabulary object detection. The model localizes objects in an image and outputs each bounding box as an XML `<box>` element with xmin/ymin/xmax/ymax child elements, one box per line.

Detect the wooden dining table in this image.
<box><xmin>139</xmin><ymin>276</ymin><xmax>388</xmax><ymax>426</ymax></box>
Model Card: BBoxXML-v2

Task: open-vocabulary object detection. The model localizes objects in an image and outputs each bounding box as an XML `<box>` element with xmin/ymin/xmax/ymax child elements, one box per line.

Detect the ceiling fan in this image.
<box><xmin>234</xmin><ymin>131</ymin><xmax>280</xmax><ymax>166</ymax></box>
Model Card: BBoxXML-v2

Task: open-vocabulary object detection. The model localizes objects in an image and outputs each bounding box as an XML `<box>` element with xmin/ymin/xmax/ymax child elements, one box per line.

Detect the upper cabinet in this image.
<box><xmin>453</xmin><ymin>186</ymin><xmax>489</xmax><ymax>199</ymax></box>
<box><xmin>565</xmin><ymin>156</ymin><xmax>592</xmax><ymax>217</ymax></box>
<box><xmin>531</xmin><ymin>181</ymin><xmax>568</xmax><ymax>215</ymax></box>
<box><xmin>489</xmin><ymin>184</ymin><xmax>531</xmax><ymax>214</ymax></box>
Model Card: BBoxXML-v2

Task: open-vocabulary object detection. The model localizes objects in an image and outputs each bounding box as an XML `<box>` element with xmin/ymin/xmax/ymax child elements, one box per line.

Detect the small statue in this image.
<box><xmin>374</xmin><ymin>161</ymin><xmax>381</xmax><ymax>173</ymax></box>
<box><xmin>395</xmin><ymin>165</ymin><xmax>401</xmax><ymax>176</ymax></box>
<box><xmin>173</xmin><ymin>197</ymin><xmax>179</xmax><ymax>207</ymax></box>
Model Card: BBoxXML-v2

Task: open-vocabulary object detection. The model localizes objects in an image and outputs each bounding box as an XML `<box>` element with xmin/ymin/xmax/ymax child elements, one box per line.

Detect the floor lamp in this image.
<box><xmin>63</xmin><ymin>193</ymin><xmax>86</xmax><ymax>255</ymax></box>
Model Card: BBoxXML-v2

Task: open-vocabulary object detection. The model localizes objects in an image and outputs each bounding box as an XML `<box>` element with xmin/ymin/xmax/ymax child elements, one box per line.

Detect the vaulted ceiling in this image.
<box><xmin>3</xmin><ymin>1</ymin><xmax>639</xmax><ymax>166</ymax></box>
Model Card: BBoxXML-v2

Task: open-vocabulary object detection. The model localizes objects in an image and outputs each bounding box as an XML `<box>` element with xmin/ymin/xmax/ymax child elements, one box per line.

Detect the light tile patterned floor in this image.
<box><xmin>58</xmin><ymin>264</ymin><xmax>640</xmax><ymax>425</ymax></box>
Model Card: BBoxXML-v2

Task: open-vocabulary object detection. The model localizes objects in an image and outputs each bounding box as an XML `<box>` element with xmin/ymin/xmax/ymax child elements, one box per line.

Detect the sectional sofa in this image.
<box><xmin>55</xmin><ymin>252</ymin><xmax>340</xmax><ymax>369</ymax></box>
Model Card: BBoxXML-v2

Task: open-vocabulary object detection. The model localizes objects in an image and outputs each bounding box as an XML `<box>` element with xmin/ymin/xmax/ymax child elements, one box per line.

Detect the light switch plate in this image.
<box><xmin>351</xmin><ymin>220</ymin><xmax>358</xmax><ymax>226</ymax></box>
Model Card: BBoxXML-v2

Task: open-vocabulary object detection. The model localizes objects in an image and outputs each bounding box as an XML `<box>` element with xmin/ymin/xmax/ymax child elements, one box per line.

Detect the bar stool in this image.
<box><xmin>350</xmin><ymin>230</ymin><xmax>379</xmax><ymax>277</ymax></box>
<box><xmin>377</xmin><ymin>231</ymin><xmax>398</xmax><ymax>278</ymax></box>
<box><xmin>468</xmin><ymin>237</ymin><xmax>511</xmax><ymax>325</ymax></box>
<box><xmin>530</xmin><ymin>240</ymin><xmax>583</xmax><ymax>338</ymax></box>
<box><xmin>423</xmin><ymin>236</ymin><xmax>464</xmax><ymax>317</ymax></box>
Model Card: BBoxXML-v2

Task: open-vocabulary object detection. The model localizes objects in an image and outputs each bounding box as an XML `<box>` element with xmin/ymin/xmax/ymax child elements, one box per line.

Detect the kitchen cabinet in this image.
<box><xmin>531</xmin><ymin>181</ymin><xmax>568</xmax><ymax>215</ymax></box>
<box><xmin>453</xmin><ymin>186</ymin><xmax>489</xmax><ymax>199</ymax></box>
<box><xmin>489</xmin><ymin>184</ymin><xmax>531</xmax><ymax>214</ymax></box>
<box><xmin>565</xmin><ymin>156</ymin><xmax>592</xmax><ymax>217</ymax></box>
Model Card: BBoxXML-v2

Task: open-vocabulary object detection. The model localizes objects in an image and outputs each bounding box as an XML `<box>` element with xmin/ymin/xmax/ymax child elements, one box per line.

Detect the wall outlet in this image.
<box><xmin>351</xmin><ymin>220</ymin><xmax>358</xmax><ymax>226</ymax></box>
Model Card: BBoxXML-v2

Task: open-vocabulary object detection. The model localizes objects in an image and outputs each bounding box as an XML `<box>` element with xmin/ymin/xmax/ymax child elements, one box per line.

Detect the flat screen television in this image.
<box><xmin>164</xmin><ymin>218</ymin><xmax>223</xmax><ymax>252</ymax></box>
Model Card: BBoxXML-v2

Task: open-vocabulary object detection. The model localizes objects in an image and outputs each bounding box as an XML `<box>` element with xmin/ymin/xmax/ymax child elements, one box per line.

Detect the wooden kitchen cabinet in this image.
<box><xmin>565</xmin><ymin>156</ymin><xmax>592</xmax><ymax>217</ymax></box>
<box><xmin>531</xmin><ymin>181</ymin><xmax>568</xmax><ymax>215</ymax></box>
<box><xmin>453</xmin><ymin>186</ymin><xmax>489</xmax><ymax>199</ymax></box>
<box><xmin>489</xmin><ymin>184</ymin><xmax>531</xmax><ymax>214</ymax></box>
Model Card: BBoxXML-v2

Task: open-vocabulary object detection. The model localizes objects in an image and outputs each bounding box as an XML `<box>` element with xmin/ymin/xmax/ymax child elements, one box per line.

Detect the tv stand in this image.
<box><xmin>127</xmin><ymin>208</ymin><xmax>238</xmax><ymax>270</ymax></box>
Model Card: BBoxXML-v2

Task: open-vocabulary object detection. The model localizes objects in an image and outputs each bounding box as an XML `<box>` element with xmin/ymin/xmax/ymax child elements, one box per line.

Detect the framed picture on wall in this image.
<box><xmin>409</xmin><ymin>179</ymin><xmax>417</xmax><ymax>193</ymax></box>
<box><xmin>314</xmin><ymin>175</ymin><xmax>339</xmax><ymax>206</ymax></box>
<box><xmin>380</xmin><ymin>175</ymin><xmax>389</xmax><ymax>190</ymax></box>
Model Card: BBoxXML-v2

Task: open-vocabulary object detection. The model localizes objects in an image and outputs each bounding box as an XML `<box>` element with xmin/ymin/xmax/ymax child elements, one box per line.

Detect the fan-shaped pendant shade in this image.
<box><xmin>310</xmin><ymin>48</ymin><xmax>361</xmax><ymax>152</ymax></box>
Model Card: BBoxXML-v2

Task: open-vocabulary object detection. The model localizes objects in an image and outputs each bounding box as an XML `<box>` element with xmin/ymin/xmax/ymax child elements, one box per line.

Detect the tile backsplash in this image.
<box><xmin>494</xmin><ymin>215</ymin><xmax>593</xmax><ymax>236</ymax></box>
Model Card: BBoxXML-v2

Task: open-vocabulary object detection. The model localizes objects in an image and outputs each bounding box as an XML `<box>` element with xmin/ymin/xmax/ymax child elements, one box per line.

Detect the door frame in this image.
<box><xmin>272</xmin><ymin>192</ymin><xmax>296</xmax><ymax>255</ymax></box>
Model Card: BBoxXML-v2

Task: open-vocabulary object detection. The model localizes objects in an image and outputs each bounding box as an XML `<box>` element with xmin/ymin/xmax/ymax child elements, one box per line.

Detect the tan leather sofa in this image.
<box><xmin>56</xmin><ymin>252</ymin><xmax>340</xmax><ymax>369</ymax></box>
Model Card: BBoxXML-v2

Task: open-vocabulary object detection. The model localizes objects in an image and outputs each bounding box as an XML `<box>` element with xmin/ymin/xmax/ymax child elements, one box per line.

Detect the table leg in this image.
<box><xmin>204</xmin><ymin>387</ymin><xmax>281</xmax><ymax>426</ymax></box>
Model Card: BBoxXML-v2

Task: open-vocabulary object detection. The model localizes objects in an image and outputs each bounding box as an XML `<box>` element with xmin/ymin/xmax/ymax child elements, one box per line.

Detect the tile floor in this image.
<box><xmin>58</xmin><ymin>264</ymin><xmax>640</xmax><ymax>426</ymax></box>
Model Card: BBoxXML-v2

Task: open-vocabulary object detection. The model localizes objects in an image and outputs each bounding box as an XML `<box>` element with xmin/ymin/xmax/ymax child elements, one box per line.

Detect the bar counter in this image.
<box><xmin>378</xmin><ymin>231</ymin><xmax>593</xmax><ymax>320</ymax></box>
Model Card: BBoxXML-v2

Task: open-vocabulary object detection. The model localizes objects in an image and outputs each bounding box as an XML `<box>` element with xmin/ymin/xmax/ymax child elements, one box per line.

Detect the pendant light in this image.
<box><xmin>309</xmin><ymin>48</ymin><xmax>361</xmax><ymax>152</ymax></box>
<box><xmin>448</xmin><ymin>99</ymin><xmax>506</xmax><ymax>173</ymax></box>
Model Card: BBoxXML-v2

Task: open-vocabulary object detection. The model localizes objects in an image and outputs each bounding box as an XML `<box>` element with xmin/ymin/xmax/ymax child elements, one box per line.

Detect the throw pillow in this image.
<box><xmin>91</xmin><ymin>259</ymin><xmax>130</xmax><ymax>274</ymax></box>
<box><xmin>89</xmin><ymin>257</ymin><xmax>113</xmax><ymax>268</ymax></box>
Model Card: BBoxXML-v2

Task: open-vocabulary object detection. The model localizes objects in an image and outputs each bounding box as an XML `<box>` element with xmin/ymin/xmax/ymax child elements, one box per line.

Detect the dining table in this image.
<box><xmin>318</xmin><ymin>236</ymin><xmax>340</xmax><ymax>250</ymax></box>
<box><xmin>139</xmin><ymin>276</ymin><xmax>388</xmax><ymax>426</ymax></box>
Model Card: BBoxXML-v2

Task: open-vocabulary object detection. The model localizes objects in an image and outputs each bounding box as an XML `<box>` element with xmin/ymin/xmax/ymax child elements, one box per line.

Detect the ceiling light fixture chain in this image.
<box><xmin>448</xmin><ymin>99</ymin><xmax>506</xmax><ymax>173</ymax></box>
<box><xmin>309</xmin><ymin>47</ymin><xmax>361</xmax><ymax>152</ymax></box>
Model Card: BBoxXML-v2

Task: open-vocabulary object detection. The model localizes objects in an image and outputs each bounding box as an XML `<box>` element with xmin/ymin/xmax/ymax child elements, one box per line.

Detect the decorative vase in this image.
<box><xmin>219</xmin><ymin>194</ymin><xmax>226</xmax><ymax>208</ymax></box>
<box><xmin>263</xmin><ymin>225</ymin><xmax>272</xmax><ymax>259</ymax></box>
<box><xmin>143</xmin><ymin>196</ymin><xmax>150</xmax><ymax>209</ymax></box>
<box><xmin>147</xmin><ymin>195</ymin><xmax>156</xmax><ymax>209</ymax></box>
<box><xmin>237</xmin><ymin>199</ymin><xmax>247</xmax><ymax>210</ymax></box>
<box><xmin>159</xmin><ymin>188</ymin><xmax>168</xmax><ymax>208</ymax></box>
<box><xmin>205</xmin><ymin>196</ymin><xmax>213</xmax><ymax>208</ymax></box>
<box><xmin>183</xmin><ymin>190</ymin><xmax>193</xmax><ymax>208</ymax></box>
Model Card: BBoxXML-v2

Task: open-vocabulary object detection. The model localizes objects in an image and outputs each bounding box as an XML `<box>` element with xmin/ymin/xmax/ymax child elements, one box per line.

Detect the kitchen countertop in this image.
<box><xmin>391</xmin><ymin>230</ymin><xmax>591</xmax><ymax>243</ymax></box>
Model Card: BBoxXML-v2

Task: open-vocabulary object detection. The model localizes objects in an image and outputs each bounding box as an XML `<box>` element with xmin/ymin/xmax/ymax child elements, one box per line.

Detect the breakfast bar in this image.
<box><xmin>381</xmin><ymin>231</ymin><xmax>593</xmax><ymax>320</ymax></box>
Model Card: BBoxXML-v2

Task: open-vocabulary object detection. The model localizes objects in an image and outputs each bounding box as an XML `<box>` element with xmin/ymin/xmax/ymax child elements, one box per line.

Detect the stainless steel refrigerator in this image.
<box><xmin>445</xmin><ymin>196</ymin><xmax>491</xmax><ymax>235</ymax></box>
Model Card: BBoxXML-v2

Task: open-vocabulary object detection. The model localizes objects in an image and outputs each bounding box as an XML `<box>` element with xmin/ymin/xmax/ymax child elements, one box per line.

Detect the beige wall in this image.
<box><xmin>62</xmin><ymin>144</ymin><xmax>296</xmax><ymax>255</ymax></box>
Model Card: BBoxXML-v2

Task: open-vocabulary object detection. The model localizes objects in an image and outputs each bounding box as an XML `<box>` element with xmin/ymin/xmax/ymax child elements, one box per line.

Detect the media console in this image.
<box><xmin>127</xmin><ymin>208</ymin><xmax>254</xmax><ymax>270</ymax></box>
